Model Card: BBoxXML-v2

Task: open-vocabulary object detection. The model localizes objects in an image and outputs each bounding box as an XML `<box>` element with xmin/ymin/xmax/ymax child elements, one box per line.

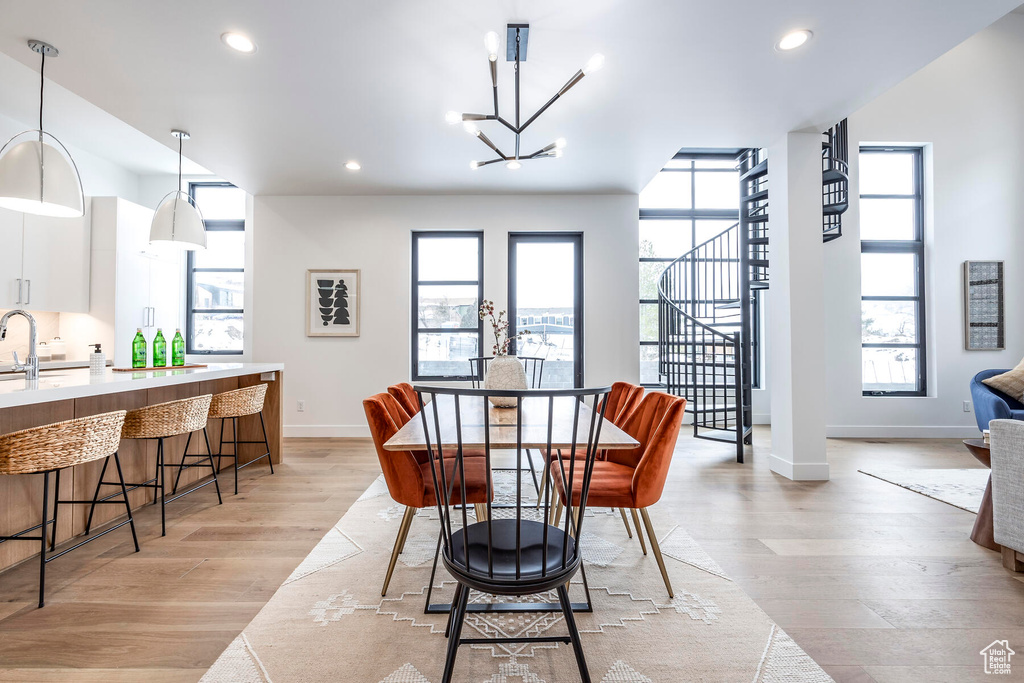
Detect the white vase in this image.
<box><xmin>484</xmin><ymin>355</ymin><xmax>528</xmax><ymax>407</ymax></box>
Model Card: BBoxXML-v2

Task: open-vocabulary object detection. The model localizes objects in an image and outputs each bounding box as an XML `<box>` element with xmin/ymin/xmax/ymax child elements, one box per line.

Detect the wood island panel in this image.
<box><xmin>0</xmin><ymin>371</ymin><xmax>284</xmax><ymax>574</ymax></box>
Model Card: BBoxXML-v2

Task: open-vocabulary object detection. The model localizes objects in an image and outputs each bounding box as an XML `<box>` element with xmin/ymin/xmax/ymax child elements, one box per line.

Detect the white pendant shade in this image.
<box><xmin>149</xmin><ymin>191</ymin><xmax>207</xmax><ymax>250</ymax></box>
<box><xmin>0</xmin><ymin>136</ymin><xmax>84</xmax><ymax>217</ymax></box>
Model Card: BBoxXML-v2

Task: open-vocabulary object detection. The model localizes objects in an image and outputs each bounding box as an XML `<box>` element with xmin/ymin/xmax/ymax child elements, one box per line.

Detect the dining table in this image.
<box><xmin>382</xmin><ymin>392</ymin><xmax>640</xmax><ymax>615</ymax></box>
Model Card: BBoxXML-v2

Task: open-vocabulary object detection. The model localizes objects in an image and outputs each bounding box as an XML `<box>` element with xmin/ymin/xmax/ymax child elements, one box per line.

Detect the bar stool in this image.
<box><xmin>191</xmin><ymin>384</ymin><xmax>273</xmax><ymax>496</ymax></box>
<box><xmin>104</xmin><ymin>395</ymin><xmax>220</xmax><ymax>537</ymax></box>
<box><xmin>0</xmin><ymin>411</ymin><xmax>138</xmax><ymax>607</ymax></box>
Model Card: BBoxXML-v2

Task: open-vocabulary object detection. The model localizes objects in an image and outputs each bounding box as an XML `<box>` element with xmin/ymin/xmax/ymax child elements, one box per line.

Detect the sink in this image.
<box><xmin>0</xmin><ymin>371</ymin><xmax>70</xmax><ymax>382</ymax></box>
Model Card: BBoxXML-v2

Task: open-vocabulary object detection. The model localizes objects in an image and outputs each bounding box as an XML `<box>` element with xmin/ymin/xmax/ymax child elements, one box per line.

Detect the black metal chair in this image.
<box><xmin>467</xmin><ymin>356</ymin><xmax>546</xmax><ymax>495</ymax></box>
<box><xmin>414</xmin><ymin>385</ymin><xmax>610</xmax><ymax>683</ymax></box>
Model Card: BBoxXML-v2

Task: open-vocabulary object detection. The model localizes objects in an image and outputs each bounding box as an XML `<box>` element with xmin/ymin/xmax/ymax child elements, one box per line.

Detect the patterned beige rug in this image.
<box><xmin>201</xmin><ymin>474</ymin><xmax>833</xmax><ymax>682</ymax></box>
<box><xmin>858</xmin><ymin>467</ymin><xmax>989</xmax><ymax>513</ymax></box>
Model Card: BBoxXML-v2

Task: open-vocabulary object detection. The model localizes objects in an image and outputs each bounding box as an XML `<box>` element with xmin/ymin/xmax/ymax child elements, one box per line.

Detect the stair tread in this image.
<box><xmin>740</xmin><ymin>159</ymin><xmax>768</xmax><ymax>182</ymax></box>
<box><xmin>743</xmin><ymin>188</ymin><xmax>768</xmax><ymax>202</ymax></box>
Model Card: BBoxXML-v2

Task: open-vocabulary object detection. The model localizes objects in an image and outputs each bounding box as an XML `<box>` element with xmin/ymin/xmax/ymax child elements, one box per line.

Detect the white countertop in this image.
<box><xmin>0</xmin><ymin>363</ymin><xmax>284</xmax><ymax>409</ymax></box>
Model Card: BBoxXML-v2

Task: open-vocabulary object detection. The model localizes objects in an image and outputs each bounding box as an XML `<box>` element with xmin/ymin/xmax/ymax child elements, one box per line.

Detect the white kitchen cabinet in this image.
<box><xmin>0</xmin><ymin>205</ymin><xmax>91</xmax><ymax>313</ymax></box>
<box><xmin>91</xmin><ymin>197</ymin><xmax>184</xmax><ymax>366</ymax></box>
<box><xmin>0</xmin><ymin>208</ymin><xmax>22</xmax><ymax>308</ymax></box>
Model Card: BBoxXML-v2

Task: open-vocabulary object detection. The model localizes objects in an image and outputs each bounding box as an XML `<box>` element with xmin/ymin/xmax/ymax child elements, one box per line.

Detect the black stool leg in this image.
<box><xmin>49</xmin><ymin>468</ymin><xmax>61</xmax><ymax>551</ymax></box>
<box><xmin>203</xmin><ymin>428</ymin><xmax>223</xmax><ymax>504</ymax></box>
<box><xmin>84</xmin><ymin>456</ymin><xmax>110</xmax><ymax>534</ymax></box>
<box><xmin>259</xmin><ymin>412</ymin><xmax>274</xmax><ymax>475</ymax></box>
<box><xmin>38</xmin><ymin>470</ymin><xmax>50</xmax><ymax>608</ymax></box>
<box><xmin>217</xmin><ymin>417</ymin><xmax>226</xmax><ymax>472</ymax></box>
<box><xmin>158</xmin><ymin>438</ymin><xmax>166</xmax><ymax>537</ymax></box>
<box><xmin>558</xmin><ymin>583</ymin><xmax>591</xmax><ymax>682</ymax></box>
<box><xmin>232</xmin><ymin>417</ymin><xmax>239</xmax><ymax>495</ymax></box>
<box><xmin>524</xmin><ymin>448</ymin><xmax>541</xmax><ymax>494</ymax></box>
<box><xmin>171</xmin><ymin>432</ymin><xmax>194</xmax><ymax>495</ymax></box>
<box><xmin>441</xmin><ymin>582</ymin><xmax>470</xmax><ymax>683</ymax></box>
<box><xmin>113</xmin><ymin>452</ymin><xmax>141</xmax><ymax>552</ymax></box>
<box><xmin>444</xmin><ymin>582</ymin><xmax>464</xmax><ymax>638</ymax></box>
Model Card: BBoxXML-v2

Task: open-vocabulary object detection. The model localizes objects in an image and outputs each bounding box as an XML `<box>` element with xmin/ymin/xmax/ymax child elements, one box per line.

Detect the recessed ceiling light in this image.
<box><xmin>775</xmin><ymin>29</ymin><xmax>812</xmax><ymax>51</ymax></box>
<box><xmin>221</xmin><ymin>32</ymin><xmax>257</xmax><ymax>54</ymax></box>
<box><xmin>345</xmin><ymin>161</ymin><xmax>361</xmax><ymax>171</ymax></box>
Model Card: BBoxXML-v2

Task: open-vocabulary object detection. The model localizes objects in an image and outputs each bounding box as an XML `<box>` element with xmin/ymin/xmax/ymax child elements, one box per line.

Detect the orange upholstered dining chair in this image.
<box><xmin>364</xmin><ymin>392</ymin><xmax>492</xmax><ymax>596</ymax></box>
<box><xmin>537</xmin><ymin>381</ymin><xmax>644</xmax><ymax>536</ymax></box>
<box><xmin>551</xmin><ymin>390</ymin><xmax>685</xmax><ymax>597</ymax></box>
<box><xmin>387</xmin><ymin>383</ymin><xmax>420</xmax><ymax>416</ymax></box>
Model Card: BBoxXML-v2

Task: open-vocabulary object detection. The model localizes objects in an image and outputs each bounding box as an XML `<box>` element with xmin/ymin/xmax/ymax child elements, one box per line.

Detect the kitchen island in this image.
<box><xmin>0</xmin><ymin>363</ymin><xmax>284</xmax><ymax>571</ymax></box>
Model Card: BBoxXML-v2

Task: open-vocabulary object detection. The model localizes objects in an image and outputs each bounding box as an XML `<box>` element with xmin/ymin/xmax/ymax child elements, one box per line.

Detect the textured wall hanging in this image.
<box><xmin>307</xmin><ymin>269</ymin><xmax>360</xmax><ymax>337</ymax></box>
<box><xmin>963</xmin><ymin>260</ymin><xmax>1004</xmax><ymax>350</ymax></box>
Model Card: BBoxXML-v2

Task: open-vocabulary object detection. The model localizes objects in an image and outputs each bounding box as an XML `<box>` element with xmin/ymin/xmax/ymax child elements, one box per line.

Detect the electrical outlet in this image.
<box><xmin>963</xmin><ymin>401</ymin><xmax>972</xmax><ymax>413</ymax></box>
<box><xmin>297</xmin><ymin>400</ymin><xmax>306</xmax><ymax>412</ymax></box>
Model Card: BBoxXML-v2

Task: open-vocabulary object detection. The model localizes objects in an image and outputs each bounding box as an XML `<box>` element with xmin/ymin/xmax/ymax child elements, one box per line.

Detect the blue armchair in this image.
<box><xmin>971</xmin><ymin>370</ymin><xmax>1024</xmax><ymax>432</ymax></box>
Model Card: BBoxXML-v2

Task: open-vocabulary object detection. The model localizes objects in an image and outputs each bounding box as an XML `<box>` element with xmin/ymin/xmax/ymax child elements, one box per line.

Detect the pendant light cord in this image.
<box><xmin>178</xmin><ymin>134</ymin><xmax>183</xmax><ymax>191</ymax></box>
<box><xmin>38</xmin><ymin>51</ymin><xmax>45</xmax><ymax>133</ymax></box>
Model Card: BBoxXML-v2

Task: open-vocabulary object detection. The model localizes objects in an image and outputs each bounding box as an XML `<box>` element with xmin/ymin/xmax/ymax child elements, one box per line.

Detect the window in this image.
<box><xmin>186</xmin><ymin>182</ymin><xmax>246</xmax><ymax>354</ymax></box>
<box><xmin>411</xmin><ymin>231</ymin><xmax>483</xmax><ymax>381</ymax></box>
<box><xmin>859</xmin><ymin>147</ymin><xmax>926</xmax><ymax>395</ymax></box>
<box><xmin>508</xmin><ymin>233</ymin><xmax>584</xmax><ymax>388</ymax></box>
<box><xmin>639</xmin><ymin>154</ymin><xmax>753</xmax><ymax>386</ymax></box>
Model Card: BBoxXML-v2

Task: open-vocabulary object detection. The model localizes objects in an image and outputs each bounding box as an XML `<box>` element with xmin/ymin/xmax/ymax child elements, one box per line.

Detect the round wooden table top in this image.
<box><xmin>963</xmin><ymin>438</ymin><xmax>991</xmax><ymax>468</ymax></box>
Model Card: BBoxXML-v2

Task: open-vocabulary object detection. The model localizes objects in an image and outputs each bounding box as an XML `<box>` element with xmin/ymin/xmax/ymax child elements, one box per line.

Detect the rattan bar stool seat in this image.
<box><xmin>208</xmin><ymin>384</ymin><xmax>266</xmax><ymax>420</ymax></box>
<box><xmin>106</xmin><ymin>394</ymin><xmax>221</xmax><ymax>537</ymax></box>
<box><xmin>0</xmin><ymin>411</ymin><xmax>140</xmax><ymax>607</ymax></box>
<box><xmin>194</xmin><ymin>383</ymin><xmax>274</xmax><ymax>496</ymax></box>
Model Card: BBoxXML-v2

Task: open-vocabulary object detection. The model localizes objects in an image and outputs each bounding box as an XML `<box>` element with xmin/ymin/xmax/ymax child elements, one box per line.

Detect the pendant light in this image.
<box><xmin>0</xmin><ymin>40</ymin><xmax>85</xmax><ymax>218</ymax></box>
<box><xmin>149</xmin><ymin>130</ymin><xmax>206</xmax><ymax>250</ymax></box>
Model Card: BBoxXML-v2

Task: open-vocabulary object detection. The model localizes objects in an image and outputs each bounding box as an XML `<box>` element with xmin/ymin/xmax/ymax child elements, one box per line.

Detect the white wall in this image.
<box><xmin>251</xmin><ymin>194</ymin><xmax>639</xmax><ymax>436</ymax></box>
<box><xmin>822</xmin><ymin>13</ymin><xmax>1024</xmax><ymax>437</ymax></box>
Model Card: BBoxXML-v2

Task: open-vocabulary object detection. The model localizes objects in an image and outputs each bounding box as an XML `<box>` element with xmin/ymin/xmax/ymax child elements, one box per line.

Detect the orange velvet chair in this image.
<box><xmin>387</xmin><ymin>383</ymin><xmax>420</xmax><ymax>416</ymax></box>
<box><xmin>364</xmin><ymin>392</ymin><xmax>492</xmax><ymax>596</ymax></box>
<box><xmin>551</xmin><ymin>391</ymin><xmax>685</xmax><ymax>597</ymax></box>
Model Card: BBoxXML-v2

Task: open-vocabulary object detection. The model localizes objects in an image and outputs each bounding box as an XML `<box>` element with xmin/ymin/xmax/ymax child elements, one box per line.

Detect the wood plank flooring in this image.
<box><xmin>0</xmin><ymin>430</ymin><xmax>1019</xmax><ymax>682</ymax></box>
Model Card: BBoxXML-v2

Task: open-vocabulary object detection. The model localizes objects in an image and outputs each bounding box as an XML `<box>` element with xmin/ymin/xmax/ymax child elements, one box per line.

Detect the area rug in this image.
<box><xmin>201</xmin><ymin>473</ymin><xmax>833</xmax><ymax>682</ymax></box>
<box><xmin>858</xmin><ymin>467</ymin><xmax>989</xmax><ymax>513</ymax></box>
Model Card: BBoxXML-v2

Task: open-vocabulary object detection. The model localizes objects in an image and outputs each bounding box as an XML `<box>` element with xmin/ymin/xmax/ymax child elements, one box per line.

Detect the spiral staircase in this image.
<box><xmin>655</xmin><ymin>124</ymin><xmax>848</xmax><ymax>462</ymax></box>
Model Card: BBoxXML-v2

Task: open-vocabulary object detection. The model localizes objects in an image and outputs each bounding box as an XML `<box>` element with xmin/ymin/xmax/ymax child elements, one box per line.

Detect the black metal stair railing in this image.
<box><xmin>657</xmin><ymin>224</ymin><xmax>746</xmax><ymax>462</ymax></box>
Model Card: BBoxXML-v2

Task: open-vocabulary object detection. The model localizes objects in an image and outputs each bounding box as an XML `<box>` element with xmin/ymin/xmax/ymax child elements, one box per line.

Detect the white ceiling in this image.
<box><xmin>0</xmin><ymin>0</ymin><xmax>1017</xmax><ymax>196</ymax></box>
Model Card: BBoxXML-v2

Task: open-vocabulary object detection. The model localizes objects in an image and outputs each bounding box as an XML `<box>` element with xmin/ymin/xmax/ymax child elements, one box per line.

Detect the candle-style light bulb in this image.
<box><xmin>484</xmin><ymin>32</ymin><xmax>499</xmax><ymax>61</ymax></box>
<box><xmin>445</xmin><ymin>111</ymin><xmax>462</xmax><ymax>125</ymax></box>
<box><xmin>582</xmin><ymin>53</ymin><xmax>605</xmax><ymax>75</ymax></box>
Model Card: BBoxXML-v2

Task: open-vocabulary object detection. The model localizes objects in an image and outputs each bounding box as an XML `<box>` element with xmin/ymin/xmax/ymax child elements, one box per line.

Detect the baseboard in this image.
<box><xmin>768</xmin><ymin>454</ymin><xmax>830</xmax><ymax>481</ymax></box>
<box><xmin>284</xmin><ymin>425</ymin><xmax>371</xmax><ymax>438</ymax></box>
<box><xmin>753</xmin><ymin>413</ymin><xmax>771</xmax><ymax>425</ymax></box>
<box><xmin>826</xmin><ymin>425</ymin><xmax>982</xmax><ymax>439</ymax></box>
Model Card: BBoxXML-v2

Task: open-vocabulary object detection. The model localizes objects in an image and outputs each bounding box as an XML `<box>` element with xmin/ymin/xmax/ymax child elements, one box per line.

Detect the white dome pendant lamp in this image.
<box><xmin>149</xmin><ymin>130</ymin><xmax>206</xmax><ymax>250</ymax></box>
<box><xmin>0</xmin><ymin>40</ymin><xmax>85</xmax><ymax>218</ymax></box>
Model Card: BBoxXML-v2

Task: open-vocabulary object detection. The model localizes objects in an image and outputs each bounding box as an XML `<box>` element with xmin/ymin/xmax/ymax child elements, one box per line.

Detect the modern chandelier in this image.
<box><xmin>446</xmin><ymin>24</ymin><xmax>604</xmax><ymax>170</ymax></box>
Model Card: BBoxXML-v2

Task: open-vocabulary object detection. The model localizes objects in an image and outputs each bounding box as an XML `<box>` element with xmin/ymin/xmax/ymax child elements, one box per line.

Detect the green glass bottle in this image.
<box><xmin>172</xmin><ymin>329</ymin><xmax>185</xmax><ymax>367</ymax></box>
<box><xmin>131</xmin><ymin>328</ymin><xmax>147</xmax><ymax>369</ymax></box>
<box><xmin>153</xmin><ymin>329</ymin><xmax>167</xmax><ymax>367</ymax></box>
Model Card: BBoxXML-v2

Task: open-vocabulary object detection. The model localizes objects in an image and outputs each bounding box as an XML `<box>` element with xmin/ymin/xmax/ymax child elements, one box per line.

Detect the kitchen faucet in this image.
<box><xmin>0</xmin><ymin>309</ymin><xmax>39</xmax><ymax>381</ymax></box>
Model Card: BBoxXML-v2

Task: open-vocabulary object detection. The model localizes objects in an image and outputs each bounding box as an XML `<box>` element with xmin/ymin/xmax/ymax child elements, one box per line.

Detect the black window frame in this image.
<box><xmin>639</xmin><ymin>153</ymin><xmax>761</xmax><ymax>388</ymax></box>
<box><xmin>859</xmin><ymin>146</ymin><xmax>927</xmax><ymax>397</ymax></box>
<box><xmin>186</xmin><ymin>181</ymin><xmax>245</xmax><ymax>355</ymax></box>
<box><xmin>507</xmin><ymin>232</ymin><xmax>585</xmax><ymax>388</ymax></box>
<box><xmin>410</xmin><ymin>230</ymin><xmax>484</xmax><ymax>382</ymax></box>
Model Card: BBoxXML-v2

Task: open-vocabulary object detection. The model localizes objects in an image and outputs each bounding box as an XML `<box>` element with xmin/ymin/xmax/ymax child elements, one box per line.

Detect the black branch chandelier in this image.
<box><xmin>446</xmin><ymin>24</ymin><xmax>604</xmax><ymax>170</ymax></box>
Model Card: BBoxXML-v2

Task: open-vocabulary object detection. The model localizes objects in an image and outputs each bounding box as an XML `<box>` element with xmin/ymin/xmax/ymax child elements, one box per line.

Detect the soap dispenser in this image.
<box><xmin>89</xmin><ymin>344</ymin><xmax>106</xmax><ymax>375</ymax></box>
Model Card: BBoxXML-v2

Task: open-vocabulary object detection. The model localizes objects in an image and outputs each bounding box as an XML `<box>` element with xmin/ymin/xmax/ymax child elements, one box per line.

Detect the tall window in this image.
<box><xmin>508</xmin><ymin>233</ymin><xmax>584</xmax><ymax>388</ymax></box>
<box><xmin>638</xmin><ymin>153</ymin><xmax>741</xmax><ymax>386</ymax></box>
<box><xmin>859</xmin><ymin>147</ymin><xmax>926</xmax><ymax>395</ymax></box>
<box><xmin>411</xmin><ymin>231</ymin><xmax>483</xmax><ymax>381</ymax></box>
<box><xmin>186</xmin><ymin>182</ymin><xmax>246</xmax><ymax>354</ymax></box>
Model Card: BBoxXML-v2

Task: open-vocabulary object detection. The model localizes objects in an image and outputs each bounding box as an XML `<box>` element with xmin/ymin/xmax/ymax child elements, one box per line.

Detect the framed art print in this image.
<box><xmin>307</xmin><ymin>269</ymin><xmax>360</xmax><ymax>337</ymax></box>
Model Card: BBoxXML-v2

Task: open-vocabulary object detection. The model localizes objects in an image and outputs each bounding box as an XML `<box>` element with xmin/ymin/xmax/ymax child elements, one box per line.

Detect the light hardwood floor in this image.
<box><xmin>0</xmin><ymin>431</ymin><xmax>1019</xmax><ymax>682</ymax></box>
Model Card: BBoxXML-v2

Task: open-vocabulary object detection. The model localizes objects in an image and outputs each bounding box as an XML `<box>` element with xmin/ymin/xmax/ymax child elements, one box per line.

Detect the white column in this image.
<box><xmin>766</xmin><ymin>131</ymin><xmax>829</xmax><ymax>481</ymax></box>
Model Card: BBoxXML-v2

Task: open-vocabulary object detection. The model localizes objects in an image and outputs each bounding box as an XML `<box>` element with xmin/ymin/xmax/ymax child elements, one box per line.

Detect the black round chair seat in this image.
<box><xmin>444</xmin><ymin>519</ymin><xmax>579</xmax><ymax>593</ymax></box>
